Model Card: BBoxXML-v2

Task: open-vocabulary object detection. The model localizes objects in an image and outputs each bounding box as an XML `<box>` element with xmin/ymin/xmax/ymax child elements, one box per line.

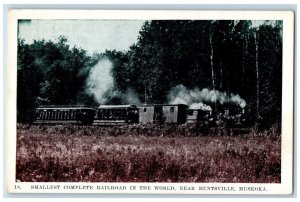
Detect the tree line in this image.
<box><xmin>17</xmin><ymin>20</ymin><xmax>282</xmax><ymax>125</ymax></box>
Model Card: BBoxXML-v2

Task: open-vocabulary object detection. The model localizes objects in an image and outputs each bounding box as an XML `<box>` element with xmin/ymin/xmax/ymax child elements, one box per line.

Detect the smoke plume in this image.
<box><xmin>168</xmin><ymin>85</ymin><xmax>246</xmax><ymax>109</ymax></box>
<box><xmin>85</xmin><ymin>58</ymin><xmax>141</xmax><ymax>105</ymax></box>
<box><xmin>86</xmin><ymin>58</ymin><xmax>114</xmax><ymax>104</ymax></box>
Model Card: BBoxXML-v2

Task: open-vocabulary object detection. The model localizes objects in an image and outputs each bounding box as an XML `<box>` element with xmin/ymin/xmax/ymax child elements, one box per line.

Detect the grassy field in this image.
<box><xmin>16</xmin><ymin>124</ymin><xmax>281</xmax><ymax>183</ymax></box>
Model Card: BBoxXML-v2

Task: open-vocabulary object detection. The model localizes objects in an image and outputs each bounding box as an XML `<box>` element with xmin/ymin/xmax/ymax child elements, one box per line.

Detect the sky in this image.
<box><xmin>18</xmin><ymin>19</ymin><xmax>145</xmax><ymax>55</ymax></box>
<box><xmin>18</xmin><ymin>19</ymin><xmax>280</xmax><ymax>55</ymax></box>
<box><xmin>250</xmin><ymin>20</ymin><xmax>278</xmax><ymax>28</ymax></box>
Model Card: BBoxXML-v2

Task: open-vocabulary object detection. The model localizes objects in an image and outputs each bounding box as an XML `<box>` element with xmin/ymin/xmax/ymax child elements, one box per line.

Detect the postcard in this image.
<box><xmin>6</xmin><ymin>9</ymin><xmax>294</xmax><ymax>194</ymax></box>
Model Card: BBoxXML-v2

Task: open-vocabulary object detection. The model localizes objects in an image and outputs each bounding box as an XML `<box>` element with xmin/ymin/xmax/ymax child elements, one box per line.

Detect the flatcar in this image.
<box><xmin>34</xmin><ymin>105</ymin><xmax>95</xmax><ymax>125</ymax></box>
<box><xmin>94</xmin><ymin>105</ymin><xmax>139</xmax><ymax>125</ymax></box>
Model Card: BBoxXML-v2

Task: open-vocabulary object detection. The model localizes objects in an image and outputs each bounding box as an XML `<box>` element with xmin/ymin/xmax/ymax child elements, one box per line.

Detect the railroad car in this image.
<box><xmin>187</xmin><ymin>108</ymin><xmax>212</xmax><ymax>123</ymax></box>
<box><xmin>138</xmin><ymin>104</ymin><xmax>188</xmax><ymax>124</ymax></box>
<box><xmin>94</xmin><ymin>105</ymin><xmax>139</xmax><ymax>125</ymax></box>
<box><xmin>34</xmin><ymin>105</ymin><xmax>95</xmax><ymax>124</ymax></box>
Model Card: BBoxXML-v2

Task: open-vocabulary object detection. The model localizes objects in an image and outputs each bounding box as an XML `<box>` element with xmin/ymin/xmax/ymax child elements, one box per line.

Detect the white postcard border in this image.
<box><xmin>6</xmin><ymin>9</ymin><xmax>294</xmax><ymax>195</ymax></box>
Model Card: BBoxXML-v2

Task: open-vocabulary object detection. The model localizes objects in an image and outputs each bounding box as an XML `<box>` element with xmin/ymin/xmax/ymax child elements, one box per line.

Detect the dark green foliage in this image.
<box><xmin>257</xmin><ymin>25</ymin><xmax>282</xmax><ymax>126</ymax></box>
<box><xmin>123</xmin><ymin>20</ymin><xmax>282</xmax><ymax>125</ymax></box>
<box><xmin>17</xmin><ymin>36</ymin><xmax>92</xmax><ymax>122</ymax></box>
<box><xmin>17</xmin><ymin>20</ymin><xmax>283</xmax><ymax>125</ymax></box>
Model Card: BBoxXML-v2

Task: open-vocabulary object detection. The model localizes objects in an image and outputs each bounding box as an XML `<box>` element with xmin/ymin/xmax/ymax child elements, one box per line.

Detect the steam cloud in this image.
<box><xmin>85</xmin><ymin>60</ymin><xmax>245</xmax><ymax>108</ymax></box>
<box><xmin>85</xmin><ymin>58</ymin><xmax>141</xmax><ymax>105</ymax></box>
<box><xmin>86</xmin><ymin>58</ymin><xmax>114</xmax><ymax>104</ymax></box>
<box><xmin>168</xmin><ymin>85</ymin><xmax>246</xmax><ymax>110</ymax></box>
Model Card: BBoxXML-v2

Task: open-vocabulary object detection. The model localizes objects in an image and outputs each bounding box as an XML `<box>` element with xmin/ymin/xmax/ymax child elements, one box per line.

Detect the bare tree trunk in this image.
<box><xmin>220</xmin><ymin>61</ymin><xmax>223</xmax><ymax>89</ymax></box>
<box><xmin>242</xmin><ymin>35</ymin><xmax>245</xmax><ymax>73</ymax></box>
<box><xmin>209</xmin><ymin>22</ymin><xmax>216</xmax><ymax>111</ymax></box>
<box><xmin>144</xmin><ymin>83</ymin><xmax>147</xmax><ymax>104</ymax></box>
<box><xmin>244</xmin><ymin>31</ymin><xmax>249</xmax><ymax>73</ymax></box>
<box><xmin>209</xmin><ymin>31</ymin><xmax>215</xmax><ymax>91</ymax></box>
<box><xmin>254</xmin><ymin>31</ymin><xmax>260</xmax><ymax>119</ymax></box>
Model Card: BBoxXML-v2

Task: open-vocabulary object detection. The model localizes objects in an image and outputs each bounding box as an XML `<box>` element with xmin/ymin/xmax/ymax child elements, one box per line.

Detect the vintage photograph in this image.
<box><xmin>7</xmin><ymin>10</ymin><xmax>294</xmax><ymax>194</ymax></box>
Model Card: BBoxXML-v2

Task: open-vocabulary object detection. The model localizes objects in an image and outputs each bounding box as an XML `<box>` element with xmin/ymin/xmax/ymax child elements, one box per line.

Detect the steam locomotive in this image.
<box><xmin>34</xmin><ymin>103</ymin><xmax>248</xmax><ymax>128</ymax></box>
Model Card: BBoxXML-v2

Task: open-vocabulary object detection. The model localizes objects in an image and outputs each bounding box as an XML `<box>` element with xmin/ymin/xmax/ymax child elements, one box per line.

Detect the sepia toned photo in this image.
<box><xmin>6</xmin><ymin>10</ymin><xmax>294</xmax><ymax>194</ymax></box>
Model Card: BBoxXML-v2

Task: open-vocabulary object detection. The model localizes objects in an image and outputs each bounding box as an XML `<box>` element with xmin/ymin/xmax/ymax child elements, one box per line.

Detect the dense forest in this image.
<box><xmin>17</xmin><ymin>20</ymin><xmax>282</xmax><ymax>126</ymax></box>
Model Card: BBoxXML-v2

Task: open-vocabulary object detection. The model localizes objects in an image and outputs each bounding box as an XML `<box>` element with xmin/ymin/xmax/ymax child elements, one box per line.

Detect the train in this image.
<box><xmin>34</xmin><ymin>103</ymin><xmax>248</xmax><ymax>128</ymax></box>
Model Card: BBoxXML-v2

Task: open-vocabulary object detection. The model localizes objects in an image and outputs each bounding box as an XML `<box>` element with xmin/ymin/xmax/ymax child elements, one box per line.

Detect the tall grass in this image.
<box><xmin>16</xmin><ymin>124</ymin><xmax>281</xmax><ymax>182</ymax></box>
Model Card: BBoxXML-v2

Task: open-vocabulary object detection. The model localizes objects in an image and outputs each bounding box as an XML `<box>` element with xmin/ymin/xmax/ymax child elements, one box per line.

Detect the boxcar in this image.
<box><xmin>34</xmin><ymin>105</ymin><xmax>95</xmax><ymax>124</ymax></box>
<box><xmin>162</xmin><ymin>104</ymin><xmax>188</xmax><ymax>124</ymax></box>
<box><xmin>138</xmin><ymin>105</ymin><xmax>162</xmax><ymax>124</ymax></box>
<box><xmin>138</xmin><ymin>104</ymin><xmax>188</xmax><ymax>124</ymax></box>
